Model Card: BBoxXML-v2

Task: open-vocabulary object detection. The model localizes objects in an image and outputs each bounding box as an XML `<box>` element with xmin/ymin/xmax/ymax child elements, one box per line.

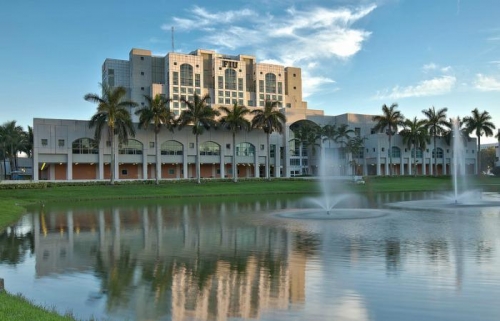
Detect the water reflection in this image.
<box><xmin>0</xmin><ymin>193</ymin><xmax>500</xmax><ymax>320</ymax></box>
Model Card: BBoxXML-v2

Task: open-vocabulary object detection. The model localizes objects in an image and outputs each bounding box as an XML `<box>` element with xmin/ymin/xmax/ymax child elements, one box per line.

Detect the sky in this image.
<box><xmin>1</xmin><ymin>0</ymin><xmax>499</xmax><ymax>143</ymax></box>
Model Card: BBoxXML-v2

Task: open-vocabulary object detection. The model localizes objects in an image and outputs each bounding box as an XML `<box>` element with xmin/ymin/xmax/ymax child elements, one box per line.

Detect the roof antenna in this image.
<box><xmin>171</xmin><ymin>26</ymin><xmax>175</xmax><ymax>52</ymax></box>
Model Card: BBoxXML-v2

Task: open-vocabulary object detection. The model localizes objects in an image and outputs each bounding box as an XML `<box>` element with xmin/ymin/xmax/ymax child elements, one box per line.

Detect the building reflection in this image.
<box><xmin>30</xmin><ymin>200</ymin><xmax>309</xmax><ymax>320</ymax></box>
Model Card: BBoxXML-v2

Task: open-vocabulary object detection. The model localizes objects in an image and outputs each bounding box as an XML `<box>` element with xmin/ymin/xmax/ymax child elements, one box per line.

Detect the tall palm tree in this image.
<box><xmin>219</xmin><ymin>102</ymin><xmax>251</xmax><ymax>183</ymax></box>
<box><xmin>178</xmin><ymin>93</ymin><xmax>220</xmax><ymax>184</ymax></box>
<box><xmin>372</xmin><ymin>103</ymin><xmax>405</xmax><ymax>176</ymax></box>
<box><xmin>20</xmin><ymin>125</ymin><xmax>33</xmax><ymax>158</ymax></box>
<box><xmin>85</xmin><ymin>84</ymin><xmax>137</xmax><ymax>185</ymax></box>
<box><xmin>345</xmin><ymin>136</ymin><xmax>366</xmax><ymax>176</ymax></box>
<box><xmin>335</xmin><ymin>124</ymin><xmax>354</xmax><ymax>175</ymax></box>
<box><xmin>463</xmin><ymin>108</ymin><xmax>496</xmax><ymax>176</ymax></box>
<box><xmin>400</xmin><ymin>117</ymin><xmax>430</xmax><ymax>176</ymax></box>
<box><xmin>135</xmin><ymin>94</ymin><xmax>176</xmax><ymax>185</ymax></box>
<box><xmin>290</xmin><ymin>122</ymin><xmax>320</xmax><ymax>175</ymax></box>
<box><xmin>422</xmin><ymin>106</ymin><xmax>448</xmax><ymax>176</ymax></box>
<box><xmin>251</xmin><ymin>100</ymin><xmax>287</xmax><ymax>179</ymax></box>
<box><xmin>1</xmin><ymin>121</ymin><xmax>25</xmax><ymax>173</ymax></box>
<box><xmin>443</xmin><ymin>117</ymin><xmax>469</xmax><ymax>147</ymax></box>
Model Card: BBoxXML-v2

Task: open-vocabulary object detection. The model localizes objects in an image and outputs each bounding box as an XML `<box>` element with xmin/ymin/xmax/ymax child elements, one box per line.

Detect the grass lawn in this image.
<box><xmin>0</xmin><ymin>175</ymin><xmax>498</xmax><ymax>320</ymax></box>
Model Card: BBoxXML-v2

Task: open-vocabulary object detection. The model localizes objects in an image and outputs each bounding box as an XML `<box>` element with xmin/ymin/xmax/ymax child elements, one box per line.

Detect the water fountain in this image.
<box><xmin>389</xmin><ymin>117</ymin><xmax>500</xmax><ymax>210</ymax></box>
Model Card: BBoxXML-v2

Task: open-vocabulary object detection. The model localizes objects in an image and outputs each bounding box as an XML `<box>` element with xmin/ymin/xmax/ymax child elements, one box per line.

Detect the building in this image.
<box><xmin>32</xmin><ymin>48</ymin><xmax>479</xmax><ymax>181</ymax></box>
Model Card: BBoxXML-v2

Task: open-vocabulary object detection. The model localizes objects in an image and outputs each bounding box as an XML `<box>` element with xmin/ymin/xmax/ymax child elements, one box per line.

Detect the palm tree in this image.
<box><xmin>219</xmin><ymin>102</ymin><xmax>251</xmax><ymax>183</ymax></box>
<box><xmin>335</xmin><ymin>124</ymin><xmax>354</xmax><ymax>175</ymax></box>
<box><xmin>135</xmin><ymin>94</ymin><xmax>176</xmax><ymax>185</ymax></box>
<box><xmin>177</xmin><ymin>93</ymin><xmax>220</xmax><ymax>184</ymax></box>
<box><xmin>84</xmin><ymin>84</ymin><xmax>137</xmax><ymax>185</ymax></box>
<box><xmin>1</xmin><ymin>121</ymin><xmax>25</xmax><ymax>174</ymax></box>
<box><xmin>400</xmin><ymin>117</ymin><xmax>430</xmax><ymax>176</ymax></box>
<box><xmin>443</xmin><ymin>117</ymin><xmax>469</xmax><ymax>147</ymax></box>
<box><xmin>463</xmin><ymin>108</ymin><xmax>496</xmax><ymax>176</ymax></box>
<box><xmin>345</xmin><ymin>136</ymin><xmax>366</xmax><ymax>176</ymax></box>
<box><xmin>251</xmin><ymin>100</ymin><xmax>287</xmax><ymax>179</ymax></box>
<box><xmin>290</xmin><ymin>122</ymin><xmax>320</xmax><ymax>175</ymax></box>
<box><xmin>422</xmin><ymin>106</ymin><xmax>448</xmax><ymax>176</ymax></box>
<box><xmin>372</xmin><ymin>103</ymin><xmax>405</xmax><ymax>176</ymax></box>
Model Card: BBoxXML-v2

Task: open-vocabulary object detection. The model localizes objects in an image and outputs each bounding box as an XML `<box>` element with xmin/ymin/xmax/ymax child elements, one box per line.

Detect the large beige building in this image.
<box><xmin>32</xmin><ymin>48</ymin><xmax>480</xmax><ymax>181</ymax></box>
<box><xmin>103</xmin><ymin>48</ymin><xmax>308</xmax><ymax>119</ymax></box>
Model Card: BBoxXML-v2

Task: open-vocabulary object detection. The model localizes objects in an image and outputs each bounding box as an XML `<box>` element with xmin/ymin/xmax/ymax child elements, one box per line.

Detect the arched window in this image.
<box><xmin>161</xmin><ymin>140</ymin><xmax>183</xmax><ymax>155</ymax></box>
<box><xmin>180</xmin><ymin>64</ymin><xmax>193</xmax><ymax>86</ymax></box>
<box><xmin>225</xmin><ymin>69</ymin><xmax>237</xmax><ymax>90</ymax></box>
<box><xmin>119</xmin><ymin>139</ymin><xmax>143</xmax><ymax>155</ymax></box>
<box><xmin>236</xmin><ymin>143</ymin><xmax>255</xmax><ymax>156</ymax></box>
<box><xmin>391</xmin><ymin>146</ymin><xmax>401</xmax><ymax>158</ymax></box>
<box><xmin>432</xmin><ymin>148</ymin><xmax>444</xmax><ymax>158</ymax></box>
<box><xmin>72</xmin><ymin>138</ymin><xmax>98</xmax><ymax>154</ymax></box>
<box><xmin>200</xmin><ymin>141</ymin><xmax>220</xmax><ymax>155</ymax></box>
<box><xmin>411</xmin><ymin>148</ymin><xmax>423</xmax><ymax>158</ymax></box>
<box><xmin>265</xmin><ymin>73</ymin><xmax>276</xmax><ymax>93</ymax></box>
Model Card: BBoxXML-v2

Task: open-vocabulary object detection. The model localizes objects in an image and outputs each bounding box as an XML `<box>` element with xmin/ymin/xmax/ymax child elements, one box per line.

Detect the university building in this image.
<box><xmin>32</xmin><ymin>48</ymin><xmax>479</xmax><ymax>181</ymax></box>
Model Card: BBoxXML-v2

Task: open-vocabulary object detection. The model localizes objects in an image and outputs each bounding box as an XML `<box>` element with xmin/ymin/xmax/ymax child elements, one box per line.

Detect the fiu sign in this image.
<box><xmin>222</xmin><ymin>60</ymin><xmax>238</xmax><ymax>68</ymax></box>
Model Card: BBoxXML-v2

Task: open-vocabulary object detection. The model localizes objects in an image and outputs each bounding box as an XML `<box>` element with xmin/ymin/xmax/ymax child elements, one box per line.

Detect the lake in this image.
<box><xmin>1</xmin><ymin>192</ymin><xmax>500</xmax><ymax>320</ymax></box>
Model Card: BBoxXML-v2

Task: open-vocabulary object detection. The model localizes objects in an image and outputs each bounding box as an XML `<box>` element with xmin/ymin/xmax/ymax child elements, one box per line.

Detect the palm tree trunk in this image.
<box><xmin>155</xmin><ymin>131</ymin><xmax>159</xmax><ymax>185</ymax></box>
<box><xmin>110</xmin><ymin>133</ymin><xmax>115</xmax><ymax>185</ymax></box>
<box><xmin>433</xmin><ymin>135</ymin><xmax>437</xmax><ymax>176</ymax></box>
<box><xmin>477</xmin><ymin>137</ymin><xmax>481</xmax><ymax>176</ymax></box>
<box><xmin>412</xmin><ymin>144</ymin><xmax>416</xmax><ymax>177</ymax></box>
<box><xmin>266</xmin><ymin>133</ymin><xmax>270</xmax><ymax>180</ymax></box>
<box><xmin>196</xmin><ymin>134</ymin><xmax>201</xmax><ymax>184</ymax></box>
<box><xmin>389</xmin><ymin>134</ymin><xmax>393</xmax><ymax>176</ymax></box>
<box><xmin>232</xmin><ymin>132</ymin><xmax>237</xmax><ymax>183</ymax></box>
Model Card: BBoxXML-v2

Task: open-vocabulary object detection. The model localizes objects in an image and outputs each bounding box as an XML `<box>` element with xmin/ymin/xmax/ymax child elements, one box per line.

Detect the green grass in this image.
<box><xmin>0</xmin><ymin>175</ymin><xmax>499</xmax><ymax>319</ymax></box>
<box><xmin>0</xmin><ymin>292</ymin><xmax>80</xmax><ymax>321</ymax></box>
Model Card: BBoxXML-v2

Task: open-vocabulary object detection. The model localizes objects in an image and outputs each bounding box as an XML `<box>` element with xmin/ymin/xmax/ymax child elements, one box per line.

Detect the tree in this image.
<box><xmin>0</xmin><ymin>121</ymin><xmax>25</xmax><ymax>175</ymax></box>
<box><xmin>400</xmin><ymin>117</ymin><xmax>430</xmax><ymax>176</ymax></box>
<box><xmin>443</xmin><ymin>117</ymin><xmax>469</xmax><ymax>148</ymax></box>
<box><xmin>422</xmin><ymin>106</ymin><xmax>448</xmax><ymax>176</ymax></box>
<box><xmin>463</xmin><ymin>108</ymin><xmax>496</xmax><ymax>176</ymax></box>
<box><xmin>345</xmin><ymin>136</ymin><xmax>366</xmax><ymax>176</ymax></box>
<box><xmin>290</xmin><ymin>122</ymin><xmax>320</xmax><ymax>175</ymax></box>
<box><xmin>480</xmin><ymin>147</ymin><xmax>496</xmax><ymax>174</ymax></box>
<box><xmin>177</xmin><ymin>93</ymin><xmax>220</xmax><ymax>184</ymax></box>
<box><xmin>251</xmin><ymin>100</ymin><xmax>287</xmax><ymax>179</ymax></box>
<box><xmin>85</xmin><ymin>84</ymin><xmax>137</xmax><ymax>185</ymax></box>
<box><xmin>218</xmin><ymin>102</ymin><xmax>251</xmax><ymax>183</ymax></box>
<box><xmin>372</xmin><ymin>103</ymin><xmax>405</xmax><ymax>176</ymax></box>
<box><xmin>335</xmin><ymin>124</ymin><xmax>354</xmax><ymax>175</ymax></box>
<box><xmin>135</xmin><ymin>94</ymin><xmax>176</xmax><ymax>185</ymax></box>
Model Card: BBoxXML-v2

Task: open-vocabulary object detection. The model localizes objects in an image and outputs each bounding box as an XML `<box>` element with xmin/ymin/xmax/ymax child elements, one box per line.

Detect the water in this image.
<box><xmin>1</xmin><ymin>194</ymin><xmax>500</xmax><ymax>321</ymax></box>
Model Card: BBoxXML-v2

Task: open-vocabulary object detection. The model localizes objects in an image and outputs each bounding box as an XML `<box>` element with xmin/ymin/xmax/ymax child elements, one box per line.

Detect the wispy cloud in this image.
<box><xmin>474</xmin><ymin>74</ymin><xmax>500</xmax><ymax>91</ymax></box>
<box><xmin>422</xmin><ymin>62</ymin><xmax>452</xmax><ymax>73</ymax></box>
<box><xmin>164</xmin><ymin>4</ymin><xmax>376</xmax><ymax>98</ymax></box>
<box><xmin>373</xmin><ymin>76</ymin><xmax>456</xmax><ymax>100</ymax></box>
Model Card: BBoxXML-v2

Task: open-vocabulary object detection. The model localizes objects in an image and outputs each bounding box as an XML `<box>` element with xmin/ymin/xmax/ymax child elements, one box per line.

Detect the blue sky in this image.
<box><xmin>1</xmin><ymin>0</ymin><xmax>499</xmax><ymax>142</ymax></box>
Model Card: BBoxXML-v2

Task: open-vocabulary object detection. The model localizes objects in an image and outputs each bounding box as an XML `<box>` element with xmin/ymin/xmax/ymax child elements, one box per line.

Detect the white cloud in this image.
<box><xmin>422</xmin><ymin>63</ymin><xmax>452</xmax><ymax>73</ymax></box>
<box><xmin>373</xmin><ymin>76</ymin><xmax>456</xmax><ymax>100</ymax></box>
<box><xmin>165</xmin><ymin>5</ymin><xmax>375</xmax><ymax>64</ymax></box>
<box><xmin>302</xmin><ymin>75</ymin><xmax>336</xmax><ymax>98</ymax></box>
<box><xmin>474</xmin><ymin>74</ymin><xmax>500</xmax><ymax>91</ymax></box>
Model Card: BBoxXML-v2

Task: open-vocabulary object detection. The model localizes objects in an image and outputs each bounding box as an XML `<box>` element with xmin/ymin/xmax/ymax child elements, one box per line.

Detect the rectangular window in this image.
<box><xmin>355</xmin><ymin>127</ymin><xmax>361</xmax><ymax>137</ymax></box>
<box><xmin>41</xmin><ymin>139</ymin><xmax>48</xmax><ymax>146</ymax></box>
<box><xmin>181</xmin><ymin>87</ymin><xmax>186</xmax><ymax>93</ymax></box>
<box><xmin>189</xmin><ymin>143</ymin><xmax>194</xmax><ymax>148</ymax></box>
<box><xmin>277</xmin><ymin>95</ymin><xmax>282</xmax><ymax>101</ymax></box>
<box><xmin>260</xmin><ymin>144</ymin><xmax>265</xmax><ymax>150</ymax></box>
<box><xmin>238</xmin><ymin>99</ymin><xmax>244</xmax><ymax>105</ymax></box>
<box><xmin>238</xmin><ymin>92</ymin><xmax>243</xmax><ymax>98</ymax></box>
<box><xmin>150</xmin><ymin>142</ymin><xmax>155</xmax><ymax>148</ymax></box>
<box><xmin>218</xmin><ymin>97</ymin><xmax>224</xmax><ymax>104</ymax></box>
<box><xmin>225</xmin><ymin>98</ymin><xmax>231</xmax><ymax>104</ymax></box>
<box><xmin>248</xmin><ymin>100</ymin><xmax>254</xmax><ymax>106</ymax></box>
<box><xmin>173</xmin><ymin>87</ymin><xmax>179</xmax><ymax>93</ymax></box>
<box><xmin>195</xmin><ymin>89</ymin><xmax>201</xmax><ymax>94</ymax></box>
<box><xmin>173</xmin><ymin>72</ymin><xmax>179</xmax><ymax>86</ymax></box>
<box><xmin>226</xmin><ymin>144</ymin><xmax>231</xmax><ymax>149</ymax></box>
<box><xmin>168</xmin><ymin>168</ymin><xmax>175</xmax><ymax>175</ymax></box>
<box><xmin>278</xmin><ymin>82</ymin><xmax>283</xmax><ymax>94</ymax></box>
<box><xmin>58</xmin><ymin>139</ymin><xmax>65</xmax><ymax>147</ymax></box>
<box><xmin>259</xmin><ymin>80</ymin><xmax>264</xmax><ymax>92</ymax></box>
<box><xmin>286</xmin><ymin>103</ymin><xmax>291</xmax><ymax>108</ymax></box>
<box><xmin>218</xmin><ymin>76</ymin><xmax>223</xmax><ymax>88</ymax></box>
<box><xmin>270</xmin><ymin>144</ymin><xmax>276</xmax><ymax>158</ymax></box>
<box><xmin>238</xmin><ymin>78</ymin><xmax>243</xmax><ymax>91</ymax></box>
<box><xmin>195</xmin><ymin>74</ymin><xmax>201</xmax><ymax>87</ymax></box>
<box><xmin>121</xmin><ymin>169</ymin><xmax>128</xmax><ymax>175</ymax></box>
<box><xmin>188</xmin><ymin>88</ymin><xmax>194</xmax><ymax>94</ymax></box>
<box><xmin>225</xmin><ymin>91</ymin><xmax>230</xmax><ymax>97</ymax></box>
<box><xmin>259</xmin><ymin>100</ymin><xmax>264</xmax><ymax>106</ymax></box>
<box><xmin>232</xmin><ymin>91</ymin><xmax>237</xmax><ymax>97</ymax></box>
<box><xmin>218</xmin><ymin>90</ymin><xmax>224</xmax><ymax>96</ymax></box>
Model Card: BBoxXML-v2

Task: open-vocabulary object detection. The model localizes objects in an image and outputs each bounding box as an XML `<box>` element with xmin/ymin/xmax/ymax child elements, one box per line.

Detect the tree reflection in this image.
<box><xmin>0</xmin><ymin>229</ymin><xmax>34</xmax><ymax>265</ymax></box>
